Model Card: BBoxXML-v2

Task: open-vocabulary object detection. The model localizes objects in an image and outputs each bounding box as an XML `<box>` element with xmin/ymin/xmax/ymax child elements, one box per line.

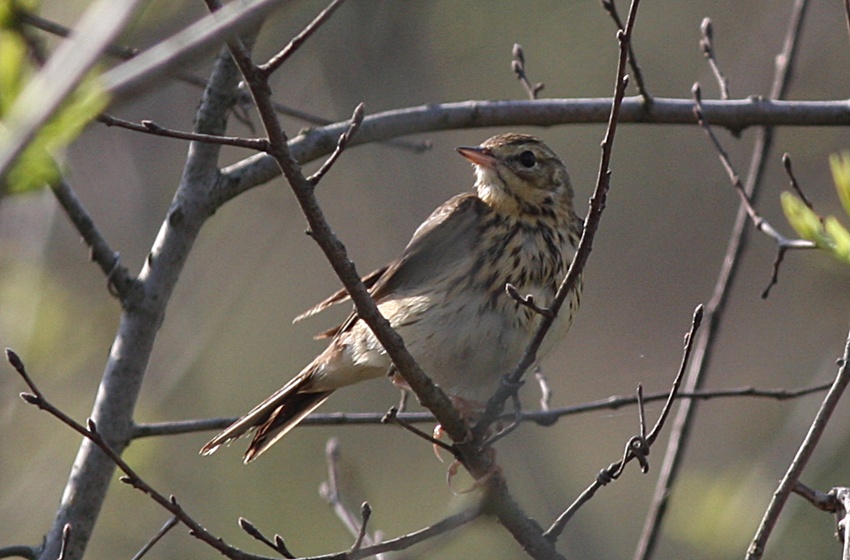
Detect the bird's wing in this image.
<box><xmin>317</xmin><ymin>193</ymin><xmax>485</xmax><ymax>339</ymax></box>
<box><xmin>292</xmin><ymin>265</ymin><xmax>388</xmax><ymax>324</ymax></box>
<box><xmin>370</xmin><ymin>192</ymin><xmax>484</xmax><ymax>300</ymax></box>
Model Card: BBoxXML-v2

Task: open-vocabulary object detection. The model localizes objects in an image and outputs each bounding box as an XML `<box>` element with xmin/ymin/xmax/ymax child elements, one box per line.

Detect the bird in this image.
<box><xmin>201</xmin><ymin>133</ymin><xmax>583</xmax><ymax>463</ymax></box>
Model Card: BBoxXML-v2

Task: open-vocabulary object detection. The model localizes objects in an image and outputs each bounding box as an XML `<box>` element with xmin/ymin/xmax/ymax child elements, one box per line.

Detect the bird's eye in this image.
<box><xmin>518</xmin><ymin>150</ymin><xmax>536</xmax><ymax>168</ymax></box>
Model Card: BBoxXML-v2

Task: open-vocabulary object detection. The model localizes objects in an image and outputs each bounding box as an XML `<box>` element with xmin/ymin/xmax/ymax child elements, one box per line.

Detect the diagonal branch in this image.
<box><xmin>633</xmin><ymin>2</ymin><xmax>810</xmax><ymax>558</ymax></box>
<box><xmin>745</xmin><ymin>329</ymin><xmax>850</xmax><ymax>559</ymax></box>
<box><xmin>544</xmin><ymin>304</ymin><xmax>702</xmax><ymax>541</ymax></box>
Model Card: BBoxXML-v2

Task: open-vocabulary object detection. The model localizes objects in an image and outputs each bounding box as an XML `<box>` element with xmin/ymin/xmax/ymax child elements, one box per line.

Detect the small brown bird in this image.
<box><xmin>201</xmin><ymin>133</ymin><xmax>583</xmax><ymax>462</ymax></box>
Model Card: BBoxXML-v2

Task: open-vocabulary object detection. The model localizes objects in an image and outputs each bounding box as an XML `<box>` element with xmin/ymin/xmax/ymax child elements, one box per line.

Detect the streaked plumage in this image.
<box><xmin>201</xmin><ymin>133</ymin><xmax>583</xmax><ymax>462</ymax></box>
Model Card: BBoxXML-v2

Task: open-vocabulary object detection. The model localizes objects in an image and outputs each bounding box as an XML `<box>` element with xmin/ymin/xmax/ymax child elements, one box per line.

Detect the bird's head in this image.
<box><xmin>457</xmin><ymin>133</ymin><xmax>573</xmax><ymax>215</ymax></box>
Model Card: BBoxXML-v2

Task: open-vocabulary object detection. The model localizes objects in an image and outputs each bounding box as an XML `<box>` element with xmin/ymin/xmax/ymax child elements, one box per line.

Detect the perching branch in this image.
<box><xmin>129</xmin><ymin>380</ymin><xmax>833</xmax><ymax>439</ymax></box>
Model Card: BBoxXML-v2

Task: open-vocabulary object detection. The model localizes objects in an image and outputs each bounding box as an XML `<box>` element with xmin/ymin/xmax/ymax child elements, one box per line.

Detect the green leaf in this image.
<box><xmin>781</xmin><ymin>192</ymin><xmax>830</xmax><ymax>248</ymax></box>
<box><xmin>824</xmin><ymin>216</ymin><xmax>850</xmax><ymax>264</ymax></box>
<box><xmin>2</xmin><ymin>72</ymin><xmax>109</xmax><ymax>194</ymax></box>
<box><xmin>0</xmin><ymin>31</ymin><xmax>28</xmax><ymax>112</ymax></box>
<box><xmin>830</xmin><ymin>152</ymin><xmax>850</xmax><ymax>220</ymax></box>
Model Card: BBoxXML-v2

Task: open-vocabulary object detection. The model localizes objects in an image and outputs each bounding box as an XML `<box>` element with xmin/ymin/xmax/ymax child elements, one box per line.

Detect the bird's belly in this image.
<box><xmin>395</xmin><ymin>294</ymin><xmax>559</xmax><ymax>402</ymax></box>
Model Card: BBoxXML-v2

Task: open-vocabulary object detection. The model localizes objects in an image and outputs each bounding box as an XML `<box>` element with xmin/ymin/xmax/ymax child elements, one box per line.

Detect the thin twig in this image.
<box><xmin>692</xmin><ymin>84</ymin><xmax>815</xmax><ymax>294</ymax></box>
<box><xmin>381</xmin><ymin>407</ymin><xmax>457</xmax><ymax>455</ymax></box>
<box><xmin>341</xmin><ymin>507</ymin><xmax>481</xmax><ymax>560</ymax></box>
<box><xmin>506</xmin><ymin>283</ymin><xmax>554</xmax><ymax>318</ymax></box>
<box><xmin>792</xmin><ymin>481</ymin><xmax>838</xmax><ymax>513</ymax></box>
<box><xmin>700</xmin><ymin>18</ymin><xmax>731</xmax><ymax>100</ymax></box>
<box><xmin>544</xmin><ymin>304</ymin><xmax>702</xmax><ymax>541</ymax></box>
<box><xmin>319</xmin><ymin>438</ymin><xmax>384</xmax><ymax>556</ymax></box>
<box><xmin>511</xmin><ymin>44</ymin><xmax>544</xmax><ymax>100</ymax></box>
<box><xmin>782</xmin><ymin>152</ymin><xmax>814</xmax><ymax>209</ymax></box>
<box><xmin>601</xmin><ymin>0</ymin><xmax>652</xmax><ymax>105</ymax></box>
<box><xmin>472</xmin><ymin>0</ymin><xmax>640</xmax><ymax>443</ymax></box>
<box><xmin>307</xmin><ymin>103</ymin><xmax>365</xmax><ymax>186</ymax></box>
<box><xmin>692</xmin><ymin>84</ymin><xmax>809</xmax><ymax>249</ymax></box>
<box><xmin>258</xmin><ymin>0</ymin><xmax>348</xmax><ymax>77</ymax></box>
<box><xmin>634</xmin><ymin>5</ymin><xmax>811</xmax><ymax>557</ymax></box>
<box><xmin>6</xmin><ymin>349</ymin><xmax>275</xmax><ymax>560</ymax></box>
<box><xmin>238</xmin><ymin>518</ymin><xmax>295</xmax><ymax>559</ymax></box>
<box><xmin>130</xmin><ymin>517</ymin><xmax>179</xmax><ymax>560</ymax></box>
<box><xmin>130</xmin><ymin>381</ymin><xmax>833</xmax><ymax>438</ymax></box>
<box><xmin>746</xmin><ymin>330</ymin><xmax>850</xmax><ymax>559</ymax></box>
<box><xmin>99</xmin><ymin>114</ymin><xmax>269</xmax><ymax>151</ymax></box>
<box><xmin>49</xmin><ymin>177</ymin><xmax>136</xmax><ymax>301</ymax></box>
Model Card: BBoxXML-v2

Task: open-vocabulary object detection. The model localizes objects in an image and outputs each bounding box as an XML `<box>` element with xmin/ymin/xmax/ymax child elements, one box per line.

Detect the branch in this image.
<box><xmin>217</xmin><ymin>96</ymin><xmax>850</xmax><ymax>209</ymax></box>
<box><xmin>544</xmin><ymin>304</ymin><xmax>702</xmax><ymax>541</ymax></box>
<box><xmin>746</xmin><ymin>329</ymin><xmax>850</xmax><ymax>559</ymax></box>
<box><xmin>511</xmin><ymin>44</ymin><xmax>544</xmax><ymax>100</ymax></box>
<box><xmin>6</xmin><ymin>349</ymin><xmax>275</xmax><ymax>560</ymax></box>
<box><xmin>699</xmin><ymin>18</ymin><xmax>730</xmax><ymax>100</ymax></box>
<box><xmin>49</xmin><ymin>177</ymin><xmax>137</xmax><ymax>301</ymax></box>
<box><xmin>99</xmin><ymin>114</ymin><xmax>269</xmax><ymax>151</ymax></box>
<box><xmin>258</xmin><ymin>0</ymin><xmax>348</xmax><ymax>77</ymax></box>
<box><xmin>38</xmin><ymin>40</ymin><xmax>247</xmax><ymax>560</ymax></box>
<box><xmin>130</xmin><ymin>380</ymin><xmax>832</xmax><ymax>438</ymax></box>
<box><xmin>691</xmin><ymin>83</ymin><xmax>815</xmax><ymax>297</ymax></box>
<box><xmin>633</xmin><ymin>3</ymin><xmax>811</xmax><ymax>557</ymax></box>
<box><xmin>601</xmin><ymin>0</ymin><xmax>652</xmax><ymax>104</ymax></box>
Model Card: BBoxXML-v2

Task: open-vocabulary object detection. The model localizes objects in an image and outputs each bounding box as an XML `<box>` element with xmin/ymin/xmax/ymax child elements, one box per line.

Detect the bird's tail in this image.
<box><xmin>200</xmin><ymin>373</ymin><xmax>332</xmax><ymax>463</ymax></box>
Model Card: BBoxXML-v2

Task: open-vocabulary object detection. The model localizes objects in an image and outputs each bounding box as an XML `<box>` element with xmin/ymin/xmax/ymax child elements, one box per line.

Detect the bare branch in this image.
<box><xmin>746</xmin><ymin>331</ymin><xmax>850</xmax><ymax>559</ymax></box>
<box><xmin>692</xmin><ymin>83</ymin><xmax>815</xmax><ymax>295</ymax></box>
<box><xmin>782</xmin><ymin>152</ymin><xmax>814</xmax><ymax>209</ymax></box>
<box><xmin>545</xmin><ymin>303</ymin><xmax>702</xmax><ymax>541</ymax></box>
<box><xmin>130</xmin><ymin>517</ymin><xmax>179</xmax><ymax>560</ymax></box>
<box><xmin>381</xmin><ymin>407</ymin><xmax>457</xmax><ymax>455</ymax></box>
<box><xmin>130</xmin><ymin>380</ymin><xmax>832</xmax><ymax>439</ymax></box>
<box><xmin>7</xmin><ymin>349</ymin><xmax>277</xmax><ymax>560</ymax></box>
<box><xmin>99</xmin><ymin>114</ymin><xmax>269</xmax><ymax>151</ymax></box>
<box><xmin>307</xmin><ymin>103</ymin><xmax>365</xmax><ymax>186</ymax></box>
<box><xmin>259</xmin><ymin>0</ymin><xmax>348</xmax><ymax>77</ymax></box>
<box><xmin>793</xmin><ymin>481</ymin><xmax>839</xmax><ymax>513</ymax></box>
<box><xmin>634</xmin><ymin>4</ymin><xmax>811</xmax><ymax>558</ymax></box>
<box><xmin>700</xmin><ymin>18</ymin><xmax>731</xmax><ymax>100</ymax></box>
<box><xmin>511</xmin><ymin>44</ymin><xmax>544</xmax><ymax>100</ymax></box>
<box><xmin>601</xmin><ymin>0</ymin><xmax>652</xmax><ymax>104</ymax></box>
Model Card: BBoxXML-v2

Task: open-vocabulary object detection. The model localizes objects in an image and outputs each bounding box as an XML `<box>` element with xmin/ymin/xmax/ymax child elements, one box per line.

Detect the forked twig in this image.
<box><xmin>692</xmin><ymin>84</ymin><xmax>814</xmax><ymax>298</ymax></box>
<box><xmin>5</xmin><ymin>349</ymin><xmax>268</xmax><ymax>560</ymax></box>
<box><xmin>745</xmin><ymin>331</ymin><xmax>850</xmax><ymax>560</ymax></box>
<box><xmin>544</xmin><ymin>305</ymin><xmax>703</xmax><ymax>541</ymax></box>
<box><xmin>700</xmin><ymin>18</ymin><xmax>731</xmax><ymax>100</ymax></box>
<box><xmin>307</xmin><ymin>102</ymin><xmax>365</xmax><ymax>186</ymax></box>
<box><xmin>511</xmin><ymin>44</ymin><xmax>544</xmax><ymax>100</ymax></box>
<box><xmin>601</xmin><ymin>0</ymin><xmax>652</xmax><ymax>104</ymax></box>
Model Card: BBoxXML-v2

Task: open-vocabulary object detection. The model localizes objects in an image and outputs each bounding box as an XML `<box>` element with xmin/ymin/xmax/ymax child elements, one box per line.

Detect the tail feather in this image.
<box><xmin>200</xmin><ymin>373</ymin><xmax>332</xmax><ymax>462</ymax></box>
<box><xmin>243</xmin><ymin>391</ymin><xmax>331</xmax><ymax>462</ymax></box>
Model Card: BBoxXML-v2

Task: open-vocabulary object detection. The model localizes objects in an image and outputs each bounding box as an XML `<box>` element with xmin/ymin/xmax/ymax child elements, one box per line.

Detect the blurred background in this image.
<box><xmin>2</xmin><ymin>1</ymin><xmax>850</xmax><ymax>558</ymax></box>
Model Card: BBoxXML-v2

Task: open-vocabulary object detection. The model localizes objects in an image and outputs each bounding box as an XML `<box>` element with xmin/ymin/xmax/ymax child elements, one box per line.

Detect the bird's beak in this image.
<box><xmin>456</xmin><ymin>146</ymin><xmax>498</xmax><ymax>169</ymax></box>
